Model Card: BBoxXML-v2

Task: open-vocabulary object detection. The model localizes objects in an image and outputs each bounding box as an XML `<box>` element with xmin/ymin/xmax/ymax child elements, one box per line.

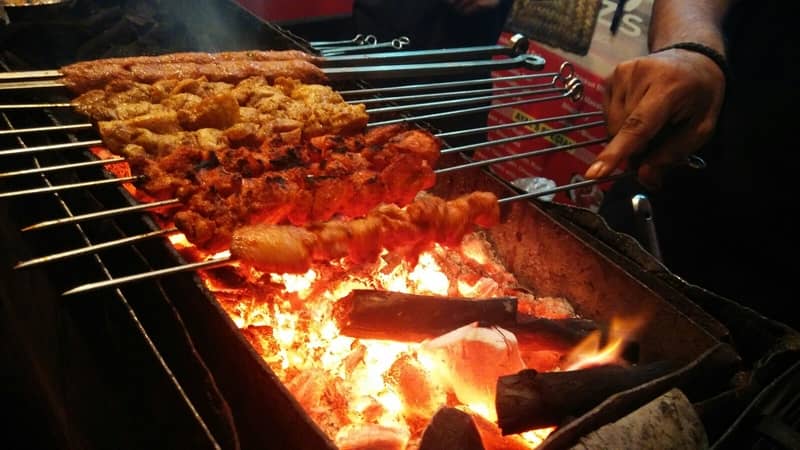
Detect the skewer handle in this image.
<box><xmin>320</xmin><ymin>33</ymin><xmax>529</xmax><ymax>66</ymax></box>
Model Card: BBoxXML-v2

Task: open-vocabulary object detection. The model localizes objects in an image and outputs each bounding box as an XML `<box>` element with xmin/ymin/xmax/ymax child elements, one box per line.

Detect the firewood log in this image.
<box><xmin>496</xmin><ymin>361</ymin><xmax>679</xmax><ymax>434</ymax></box>
<box><xmin>334</xmin><ymin>290</ymin><xmax>597</xmax><ymax>352</ymax></box>
<box><xmin>333</xmin><ymin>289</ymin><xmax>518</xmax><ymax>341</ymax></box>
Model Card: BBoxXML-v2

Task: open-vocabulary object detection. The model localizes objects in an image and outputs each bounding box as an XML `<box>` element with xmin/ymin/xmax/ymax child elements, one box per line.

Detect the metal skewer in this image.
<box><xmin>0</xmin><ymin>122</ymin><xmax>93</xmax><ymax>136</ymax></box>
<box><xmin>324</xmin><ymin>54</ymin><xmax>545</xmax><ymax>81</ymax></box>
<box><xmin>339</xmin><ymin>71</ymin><xmax>561</xmax><ymax>97</ymax></box>
<box><xmin>0</xmin><ymin>69</ymin><xmax>61</xmax><ymax>81</ymax></box>
<box><xmin>0</xmin><ymin>139</ymin><xmax>103</xmax><ymax>156</ymax></box>
<box><xmin>0</xmin><ymin>156</ymin><xmax>125</xmax><ymax>179</ymax></box>
<box><xmin>440</xmin><ymin>120</ymin><xmax>607</xmax><ymax>154</ymax></box>
<box><xmin>319</xmin><ymin>36</ymin><xmax>411</xmax><ymax>57</ymax></box>
<box><xmin>15</xmin><ymin>227</ymin><xmax>178</xmax><ymax>269</ymax></box>
<box><xmin>21</xmin><ymin>198</ymin><xmax>181</xmax><ymax>232</ymax></box>
<box><xmin>366</xmin><ymin>85</ymin><xmax>566</xmax><ymax>115</ymax></box>
<box><xmin>320</xmin><ymin>34</ymin><xmax>528</xmax><ymax>65</ymax></box>
<box><xmin>355</xmin><ymin>81</ymin><xmax>555</xmax><ymax>105</ymax></box>
<box><xmin>434</xmin><ymin>138</ymin><xmax>609</xmax><ymax>174</ymax></box>
<box><xmin>368</xmin><ymin>89</ymin><xmax>579</xmax><ymax>127</ymax></box>
<box><xmin>497</xmin><ymin>171</ymin><xmax>633</xmax><ymax>204</ymax></box>
<box><xmin>61</xmin><ymin>256</ymin><xmax>234</xmax><ymax>296</ymax></box>
<box><xmin>435</xmin><ymin>111</ymin><xmax>604</xmax><ymax>138</ymax></box>
<box><xmin>0</xmin><ymin>80</ymin><xmax>66</xmax><ymax>91</ymax></box>
<box><xmin>309</xmin><ymin>34</ymin><xmax>374</xmax><ymax>48</ymax></box>
<box><xmin>0</xmin><ymin>175</ymin><xmax>140</xmax><ymax>199</ymax></box>
<box><xmin>0</xmin><ymin>102</ymin><xmax>72</xmax><ymax>110</ymax></box>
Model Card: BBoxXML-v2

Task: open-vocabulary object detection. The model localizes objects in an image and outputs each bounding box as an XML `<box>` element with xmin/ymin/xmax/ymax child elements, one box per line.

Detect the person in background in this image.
<box><xmin>351</xmin><ymin>0</ymin><xmax>513</xmax><ymax>50</ymax></box>
<box><xmin>586</xmin><ymin>0</ymin><xmax>799</xmax><ymax>329</ymax></box>
<box><xmin>351</xmin><ymin>0</ymin><xmax>514</xmax><ymax>149</ymax></box>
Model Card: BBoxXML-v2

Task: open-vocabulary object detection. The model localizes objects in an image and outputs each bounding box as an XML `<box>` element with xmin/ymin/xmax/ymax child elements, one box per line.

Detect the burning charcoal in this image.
<box><xmin>516</xmin><ymin>292</ymin><xmax>576</xmax><ymax>319</ymax></box>
<box><xmin>418</xmin><ymin>407</ymin><xmax>485</xmax><ymax>450</ymax></box>
<box><xmin>285</xmin><ymin>369</ymin><xmax>327</xmax><ymax>410</ymax></box>
<box><xmin>335</xmin><ymin>423</ymin><xmax>410</xmax><ymax>450</ymax></box>
<box><xmin>343</xmin><ymin>341</ymin><xmax>367</xmax><ymax>374</ymax></box>
<box><xmin>239</xmin><ymin>325</ymin><xmax>275</xmax><ymax>356</ymax></box>
<box><xmin>420</xmin><ymin>322</ymin><xmax>525</xmax><ymax>413</ymax></box>
<box><xmin>518</xmin><ymin>350</ymin><xmax>562</xmax><ymax>373</ymax></box>
<box><xmin>470</xmin><ymin>412</ymin><xmax>538</xmax><ymax>450</ymax></box>
<box><xmin>387</xmin><ymin>353</ymin><xmax>447</xmax><ymax>422</ymax></box>
<box><xmin>570</xmin><ymin>388</ymin><xmax>707</xmax><ymax>450</ymax></box>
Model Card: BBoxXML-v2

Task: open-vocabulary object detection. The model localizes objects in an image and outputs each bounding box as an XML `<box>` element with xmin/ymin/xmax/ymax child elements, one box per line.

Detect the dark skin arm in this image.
<box><xmin>585</xmin><ymin>0</ymin><xmax>731</xmax><ymax>189</ymax></box>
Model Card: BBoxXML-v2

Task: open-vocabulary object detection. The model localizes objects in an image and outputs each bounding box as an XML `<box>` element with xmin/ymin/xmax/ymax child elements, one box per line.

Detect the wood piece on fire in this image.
<box><xmin>421</xmin><ymin>322</ymin><xmax>526</xmax><ymax>410</ymax></box>
<box><xmin>507</xmin><ymin>317</ymin><xmax>598</xmax><ymax>353</ymax></box>
<box><xmin>496</xmin><ymin>361</ymin><xmax>679</xmax><ymax>435</ymax></box>
<box><xmin>334</xmin><ymin>289</ymin><xmax>597</xmax><ymax>353</ymax></box>
<box><xmin>419</xmin><ymin>407</ymin><xmax>485</xmax><ymax>450</ymax></box>
<box><xmin>569</xmin><ymin>388</ymin><xmax>707</xmax><ymax>450</ymax></box>
<box><xmin>333</xmin><ymin>289</ymin><xmax>517</xmax><ymax>342</ymax></box>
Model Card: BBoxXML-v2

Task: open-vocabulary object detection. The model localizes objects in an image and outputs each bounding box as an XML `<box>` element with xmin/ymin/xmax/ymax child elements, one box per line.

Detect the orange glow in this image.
<box><xmin>162</xmin><ymin>225</ymin><xmax>576</xmax><ymax>449</ymax></box>
<box><xmin>563</xmin><ymin>315</ymin><xmax>646</xmax><ymax>371</ymax></box>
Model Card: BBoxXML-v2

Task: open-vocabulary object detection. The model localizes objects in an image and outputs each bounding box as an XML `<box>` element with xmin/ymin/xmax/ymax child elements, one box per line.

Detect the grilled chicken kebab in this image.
<box><xmin>230</xmin><ymin>191</ymin><xmax>501</xmax><ymax>274</ymax></box>
<box><xmin>145</xmin><ymin>124</ymin><xmax>441</xmax><ymax>251</ymax></box>
<box><xmin>73</xmin><ymin>75</ymin><xmax>368</xmax><ymax>156</ymax></box>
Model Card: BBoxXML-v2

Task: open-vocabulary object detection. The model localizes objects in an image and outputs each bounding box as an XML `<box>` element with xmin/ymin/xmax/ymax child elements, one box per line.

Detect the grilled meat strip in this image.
<box><xmin>64</xmin><ymin>50</ymin><xmax>319</xmax><ymax>70</ymax></box>
<box><xmin>230</xmin><ymin>191</ymin><xmax>500</xmax><ymax>274</ymax></box>
<box><xmin>62</xmin><ymin>57</ymin><xmax>326</xmax><ymax>94</ymax></box>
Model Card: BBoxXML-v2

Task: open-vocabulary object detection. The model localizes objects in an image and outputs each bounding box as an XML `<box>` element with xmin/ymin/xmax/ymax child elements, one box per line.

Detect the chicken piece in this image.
<box><xmin>230</xmin><ymin>192</ymin><xmax>501</xmax><ymax>273</ymax></box>
<box><xmin>231</xmin><ymin>225</ymin><xmax>317</xmax><ymax>274</ymax></box>
<box><xmin>177</xmin><ymin>92</ymin><xmax>240</xmax><ymax>130</ymax></box>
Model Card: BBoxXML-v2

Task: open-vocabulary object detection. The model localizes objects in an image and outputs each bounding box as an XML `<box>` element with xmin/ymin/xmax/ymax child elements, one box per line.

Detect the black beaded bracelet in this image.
<box><xmin>653</xmin><ymin>42</ymin><xmax>730</xmax><ymax>81</ymax></box>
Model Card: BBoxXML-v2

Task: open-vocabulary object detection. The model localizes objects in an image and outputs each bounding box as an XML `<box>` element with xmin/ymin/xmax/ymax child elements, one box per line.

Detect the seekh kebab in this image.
<box><xmin>60</xmin><ymin>50</ymin><xmax>325</xmax><ymax>94</ymax></box>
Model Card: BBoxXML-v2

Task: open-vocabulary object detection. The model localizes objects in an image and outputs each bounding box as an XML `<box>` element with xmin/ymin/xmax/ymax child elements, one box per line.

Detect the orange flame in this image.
<box><xmin>563</xmin><ymin>315</ymin><xmax>646</xmax><ymax>371</ymax></box>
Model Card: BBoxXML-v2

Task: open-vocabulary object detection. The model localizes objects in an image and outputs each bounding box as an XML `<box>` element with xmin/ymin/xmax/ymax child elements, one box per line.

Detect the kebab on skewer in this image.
<box><xmin>230</xmin><ymin>191</ymin><xmax>501</xmax><ymax>274</ymax></box>
<box><xmin>59</xmin><ymin>50</ymin><xmax>325</xmax><ymax>94</ymax></box>
<box><xmin>146</xmin><ymin>124</ymin><xmax>441</xmax><ymax>251</ymax></box>
<box><xmin>73</xmin><ymin>75</ymin><xmax>369</xmax><ymax>159</ymax></box>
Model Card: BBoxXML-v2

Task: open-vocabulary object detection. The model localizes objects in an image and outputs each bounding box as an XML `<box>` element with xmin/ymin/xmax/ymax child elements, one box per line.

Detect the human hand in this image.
<box><xmin>445</xmin><ymin>0</ymin><xmax>500</xmax><ymax>15</ymax></box>
<box><xmin>585</xmin><ymin>49</ymin><xmax>726</xmax><ymax>189</ymax></box>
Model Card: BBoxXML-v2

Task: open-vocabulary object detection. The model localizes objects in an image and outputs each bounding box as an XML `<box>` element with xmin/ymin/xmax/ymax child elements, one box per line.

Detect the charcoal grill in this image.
<box><xmin>2</xmin><ymin>1</ymin><xmax>798</xmax><ymax>449</ymax></box>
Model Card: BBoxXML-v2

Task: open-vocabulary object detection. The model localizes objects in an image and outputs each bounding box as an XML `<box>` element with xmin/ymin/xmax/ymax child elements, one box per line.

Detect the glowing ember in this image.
<box><xmin>192</xmin><ymin>233</ymin><xmax>565</xmax><ymax>449</ymax></box>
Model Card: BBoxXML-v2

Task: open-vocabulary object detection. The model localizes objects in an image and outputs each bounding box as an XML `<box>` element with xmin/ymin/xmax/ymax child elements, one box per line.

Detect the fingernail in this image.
<box><xmin>585</xmin><ymin>161</ymin><xmax>606</xmax><ymax>178</ymax></box>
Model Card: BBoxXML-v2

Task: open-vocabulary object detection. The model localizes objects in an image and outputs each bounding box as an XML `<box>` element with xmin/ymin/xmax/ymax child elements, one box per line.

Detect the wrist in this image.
<box><xmin>652</xmin><ymin>42</ymin><xmax>729</xmax><ymax>82</ymax></box>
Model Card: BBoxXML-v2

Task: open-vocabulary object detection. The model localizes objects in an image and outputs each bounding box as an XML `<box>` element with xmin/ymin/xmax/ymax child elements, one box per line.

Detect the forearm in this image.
<box><xmin>648</xmin><ymin>0</ymin><xmax>733</xmax><ymax>55</ymax></box>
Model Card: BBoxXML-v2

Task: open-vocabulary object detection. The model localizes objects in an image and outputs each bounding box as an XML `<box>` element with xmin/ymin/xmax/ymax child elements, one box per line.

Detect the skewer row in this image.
<box><xmin>0</xmin><ymin>51</ymin><xmax>614</xmax><ymax>296</ymax></box>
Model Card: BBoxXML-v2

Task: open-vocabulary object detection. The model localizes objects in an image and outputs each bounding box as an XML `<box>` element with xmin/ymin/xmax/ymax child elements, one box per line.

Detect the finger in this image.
<box><xmin>585</xmin><ymin>92</ymin><xmax>674</xmax><ymax>179</ymax></box>
<box><xmin>637</xmin><ymin>120</ymin><xmax>712</xmax><ymax>188</ymax></box>
<box><xmin>603</xmin><ymin>67</ymin><xmax>632</xmax><ymax>136</ymax></box>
